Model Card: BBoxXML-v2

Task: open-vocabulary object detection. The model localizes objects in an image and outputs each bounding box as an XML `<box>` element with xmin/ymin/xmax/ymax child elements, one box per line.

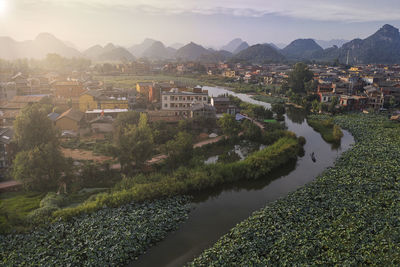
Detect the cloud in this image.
<box><xmin>14</xmin><ymin>0</ymin><xmax>400</xmax><ymax>22</ymax></box>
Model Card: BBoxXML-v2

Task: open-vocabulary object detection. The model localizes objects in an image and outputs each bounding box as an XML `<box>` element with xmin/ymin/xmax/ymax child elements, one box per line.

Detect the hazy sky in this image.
<box><xmin>2</xmin><ymin>0</ymin><xmax>400</xmax><ymax>50</ymax></box>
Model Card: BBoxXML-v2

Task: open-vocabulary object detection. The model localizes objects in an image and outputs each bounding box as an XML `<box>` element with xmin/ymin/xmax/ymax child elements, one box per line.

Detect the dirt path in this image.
<box><xmin>0</xmin><ymin>180</ymin><xmax>22</xmax><ymax>192</ymax></box>
<box><xmin>193</xmin><ymin>136</ymin><xmax>224</xmax><ymax>148</ymax></box>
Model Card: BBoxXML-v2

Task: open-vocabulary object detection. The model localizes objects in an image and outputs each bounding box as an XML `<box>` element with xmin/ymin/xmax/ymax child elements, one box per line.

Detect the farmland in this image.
<box><xmin>0</xmin><ymin>197</ymin><xmax>190</xmax><ymax>266</ymax></box>
<box><xmin>190</xmin><ymin>114</ymin><xmax>400</xmax><ymax>266</ymax></box>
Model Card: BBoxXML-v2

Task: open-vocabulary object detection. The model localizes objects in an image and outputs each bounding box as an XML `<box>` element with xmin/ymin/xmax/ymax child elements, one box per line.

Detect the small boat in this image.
<box><xmin>311</xmin><ymin>152</ymin><xmax>316</xmax><ymax>162</ymax></box>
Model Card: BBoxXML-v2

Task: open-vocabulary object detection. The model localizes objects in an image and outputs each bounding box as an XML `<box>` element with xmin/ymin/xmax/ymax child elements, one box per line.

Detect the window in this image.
<box><xmin>164</xmin><ymin>104</ymin><xmax>168</xmax><ymax>107</ymax></box>
<box><xmin>203</xmin><ymin>97</ymin><xmax>207</xmax><ymax>101</ymax></box>
<box><xmin>164</xmin><ymin>96</ymin><xmax>167</xmax><ymax>100</ymax></box>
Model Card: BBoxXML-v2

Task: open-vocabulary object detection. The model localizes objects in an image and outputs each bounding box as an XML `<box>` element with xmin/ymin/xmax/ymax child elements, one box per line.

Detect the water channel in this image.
<box><xmin>131</xmin><ymin>86</ymin><xmax>355</xmax><ymax>267</ymax></box>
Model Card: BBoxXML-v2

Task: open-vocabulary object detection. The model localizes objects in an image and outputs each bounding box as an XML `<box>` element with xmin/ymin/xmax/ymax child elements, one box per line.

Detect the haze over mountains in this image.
<box><xmin>1</xmin><ymin>24</ymin><xmax>400</xmax><ymax>64</ymax></box>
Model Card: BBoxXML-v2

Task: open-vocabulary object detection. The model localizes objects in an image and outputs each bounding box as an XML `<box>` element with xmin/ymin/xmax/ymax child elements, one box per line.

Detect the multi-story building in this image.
<box><xmin>79</xmin><ymin>90</ymin><xmax>128</xmax><ymax>112</ymax></box>
<box><xmin>161</xmin><ymin>88</ymin><xmax>209</xmax><ymax>117</ymax></box>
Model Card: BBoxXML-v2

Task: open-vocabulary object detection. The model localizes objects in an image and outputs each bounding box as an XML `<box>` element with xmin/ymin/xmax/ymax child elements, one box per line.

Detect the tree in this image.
<box><xmin>271</xmin><ymin>103</ymin><xmax>286</xmax><ymax>115</ymax></box>
<box><xmin>312</xmin><ymin>100</ymin><xmax>320</xmax><ymax>113</ymax></box>
<box><xmin>218</xmin><ymin>114</ymin><xmax>240</xmax><ymax>138</ymax></box>
<box><xmin>288</xmin><ymin>62</ymin><xmax>314</xmax><ymax>94</ymax></box>
<box><xmin>163</xmin><ymin>132</ymin><xmax>193</xmax><ymax>168</ymax></box>
<box><xmin>12</xmin><ymin>143</ymin><xmax>67</xmax><ymax>192</ymax></box>
<box><xmin>114</xmin><ymin>111</ymin><xmax>141</xmax><ymax>141</ymax></box>
<box><xmin>241</xmin><ymin>120</ymin><xmax>262</xmax><ymax>142</ymax></box>
<box><xmin>117</xmin><ymin>113</ymin><xmax>154</xmax><ymax>172</ymax></box>
<box><xmin>14</xmin><ymin>104</ymin><xmax>59</xmax><ymax>150</ymax></box>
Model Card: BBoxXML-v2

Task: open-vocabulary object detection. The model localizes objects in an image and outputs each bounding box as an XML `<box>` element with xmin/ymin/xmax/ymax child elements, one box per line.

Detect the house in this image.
<box><xmin>210</xmin><ymin>97</ymin><xmax>238</xmax><ymax>115</ymax></box>
<box><xmin>79</xmin><ymin>90</ymin><xmax>128</xmax><ymax>112</ymax></box>
<box><xmin>339</xmin><ymin>95</ymin><xmax>368</xmax><ymax>111</ymax></box>
<box><xmin>161</xmin><ymin>88</ymin><xmax>209</xmax><ymax>117</ymax></box>
<box><xmin>147</xmin><ymin>110</ymin><xmax>184</xmax><ymax>123</ymax></box>
<box><xmin>85</xmin><ymin>109</ymin><xmax>128</xmax><ymax>120</ymax></box>
<box><xmin>190</xmin><ymin>103</ymin><xmax>216</xmax><ymax>119</ymax></box>
<box><xmin>52</xmin><ymin>81</ymin><xmax>85</xmax><ymax>98</ymax></box>
<box><xmin>47</xmin><ymin>112</ymin><xmax>60</xmax><ymax>123</ymax></box>
<box><xmin>319</xmin><ymin>92</ymin><xmax>336</xmax><ymax>103</ymax></box>
<box><xmin>364</xmin><ymin>85</ymin><xmax>384</xmax><ymax>110</ymax></box>
<box><xmin>55</xmin><ymin>108</ymin><xmax>84</xmax><ymax>132</ymax></box>
<box><xmin>136</xmin><ymin>82</ymin><xmax>153</xmax><ymax>101</ymax></box>
<box><xmin>89</xmin><ymin>116</ymin><xmax>114</xmax><ymax>133</ymax></box>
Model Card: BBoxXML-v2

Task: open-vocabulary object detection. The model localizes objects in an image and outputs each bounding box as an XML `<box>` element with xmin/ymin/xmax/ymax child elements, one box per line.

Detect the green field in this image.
<box><xmin>95</xmin><ymin>75</ymin><xmax>201</xmax><ymax>89</ymax></box>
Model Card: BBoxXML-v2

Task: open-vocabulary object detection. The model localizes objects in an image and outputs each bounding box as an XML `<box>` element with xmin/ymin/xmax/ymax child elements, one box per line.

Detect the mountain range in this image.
<box><xmin>1</xmin><ymin>24</ymin><xmax>400</xmax><ymax>64</ymax></box>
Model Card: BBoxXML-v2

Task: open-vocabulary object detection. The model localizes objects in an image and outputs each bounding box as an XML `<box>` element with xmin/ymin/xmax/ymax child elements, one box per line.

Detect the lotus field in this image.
<box><xmin>190</xmin><ymin>114</ymin><xmax>400</xmax><ymax>266</ymax></box>
<box><xmin>0</xmin><ymin>197</ymin><xmax>190</xmax><ymax>266</ymax></box>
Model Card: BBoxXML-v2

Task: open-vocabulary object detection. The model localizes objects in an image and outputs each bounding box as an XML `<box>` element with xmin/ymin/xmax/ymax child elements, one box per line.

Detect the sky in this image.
<box><xmin>2</xmin><ymin>0</ymin><xmax>400</xmax><ymax>50</ymax></box>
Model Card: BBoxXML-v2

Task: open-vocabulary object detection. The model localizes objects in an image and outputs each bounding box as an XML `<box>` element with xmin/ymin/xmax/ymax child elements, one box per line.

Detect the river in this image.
<box><xmin>131</xmin><ymin>86</ymin><xmax>355</xmax><ymax>267</ymax></box>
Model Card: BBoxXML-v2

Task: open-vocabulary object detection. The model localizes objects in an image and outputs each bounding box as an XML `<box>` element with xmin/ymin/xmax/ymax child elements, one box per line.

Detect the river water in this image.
<box><xmin>131</xmin><ymin>86</ymin><xmax>355</xmax><ymax>267</ymax></box>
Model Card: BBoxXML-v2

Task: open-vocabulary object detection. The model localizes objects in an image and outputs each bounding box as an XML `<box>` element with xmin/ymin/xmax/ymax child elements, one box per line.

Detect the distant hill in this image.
<box><xmin>141</xmin><ymin>41</ymin><xmax>176</xmax><ymax>60</ymax></box>
<box><xmin>84</xmin><ymin>43</ymin><xmax>135</xmax><ymax>62</ymax></box>
<box><xmin>221</xmin><ymin>38</ymin><xmax>249</xmax><ymax>54</ymax></box>
<box><xmin>0</xmin><ymin>33</ymin><xmax>82</xmax><ymax>60</ymax></box>
<box><xmin>233</xmin><ymin>42</ymin><xmax>250</xmax><ymax>54</ymax></box>
<box><xmin>169</xmin><ymin>43</ymin><xmax>184</xmax><ymax>50</ymax></box>
<box><xmin>230</xmin><ymin>44</ymin><xmax>286</xmax><ymax>63</ymax></box>
<box><xmin>267</xmin><ymin>43</ymin><xmax>280</xmax><ymax>51</ymax></box>
<box><xmin>314</xmin><ymin>24</ymin><xmax>400</xmax><ymax>64</ymax></box>
<box><xmin>282</xmin><ymin>39</ymin><xmax>323</xmax><ymax>60</ymax></box>
<box><xmin>129</xmin><ymin>38</ymin><xmax>157</xmax><ymax>58</ymax></box>
<box><xmin>316</xmin><ymin>39</ymin><xmax>349</xmax><ymax>49</ymax></box>
<box><xmin>198</xmin><ymin>50</ymin><xmax>233</xmax><ymax>63</ymax></box>
<box><xmin>175</xmin><ymin>42</ymin><xmax>211</xmax><ymax>61</ymax></box>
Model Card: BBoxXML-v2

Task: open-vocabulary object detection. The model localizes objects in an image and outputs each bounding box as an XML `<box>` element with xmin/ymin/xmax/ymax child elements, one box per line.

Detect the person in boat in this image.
<box><xmin>311</xmin><ymin>152</ymin><xmax>316</xmax><ymax>162</ymax></box>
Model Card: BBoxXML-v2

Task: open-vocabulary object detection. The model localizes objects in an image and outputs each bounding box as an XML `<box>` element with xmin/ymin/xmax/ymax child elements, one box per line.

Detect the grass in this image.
<box><xmin>307</xmin><ymin>117</ymin><xmax>343</xmax><ymax>143</ymax></box>
<box><xmin>0</xmin><ymin>192</ymin><xmax>44</xmax><ymax>233</ymax></box>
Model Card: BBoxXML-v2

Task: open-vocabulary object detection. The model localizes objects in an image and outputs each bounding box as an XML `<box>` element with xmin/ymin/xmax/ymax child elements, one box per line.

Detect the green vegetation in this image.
<box><xmin>0</xmin><ymin>192</ymin><xmax>44</xmax><ymax>233</ymax></box>
<box><xmin>307</xmin><ymin>116</ymin><xmax>343</xmax><ymax>143</ymax></box>
<box><xmin>12</xmin><ymin>104</ymin><xmax>70</xmax><ymax>192</ymax></box>
<box><xmin>0</xmin><ymin>197</ymin><xmax>190</xmax><ymax>266</ymax></box>
<box><xmin>190</xmin><ymin>114</ymin><xmax>400</xmax><ymax>266</ymax></box>
<box><xmin>52</xmin><ymin>135</ymin><xmax>303</xmax><ymax>221</ymax></box>
<box><xmin>95</xmin><ymin>75</ymin><xmax>200</xmax><ymax>89</ymax></box>
<box><xmin>287</xmin><ymin>62</ymin><xmax>314</xmax><ymax>94</ymax></box>
<box><xmin>218</xmin><ymin>114</ymin><xmax>241</xmax><ymax>138</ymax></box>
<box><xmin>117</xmin><ymin>113</ymin><xmax>154</xmax><ymax>173</ymax></box>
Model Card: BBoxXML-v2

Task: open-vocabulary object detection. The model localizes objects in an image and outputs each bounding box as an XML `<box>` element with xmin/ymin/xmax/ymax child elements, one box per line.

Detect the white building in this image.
<box><xmin>161</xmin><ymin>88</ymin><xmax>209</xmax><ymax>113</ymax></box>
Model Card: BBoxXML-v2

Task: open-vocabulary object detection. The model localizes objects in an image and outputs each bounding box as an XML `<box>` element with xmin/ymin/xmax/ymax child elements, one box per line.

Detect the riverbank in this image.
<box><xmin>190</xmin><ymin>114</ymin><xmax>400</xmax><ymax>266</ymax></box>
<box><xmin>307</xmin><ymin>116</ymin><xmax>343</xmax><ymax>144</ymax></box>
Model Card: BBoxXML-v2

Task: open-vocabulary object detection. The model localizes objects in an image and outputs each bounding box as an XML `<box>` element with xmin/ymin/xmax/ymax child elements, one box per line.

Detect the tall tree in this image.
<box><xmin>218</xmin><ymin>114</ymin><xmax>240</xmax><ymax>138</ymax></box>
<box><xmin>163</xmin><ymin>131</ymin><xmax>193</xmax><ymax>169</ymax></box>
<box><xmin>288</xmin><ymin>62</ymin><xmax>314</xmax><ymax>94</ymax></box>
<box><xmin>14</xmin><ymin>104</ymin><xmax>59</xmax><ymax>150</ymax></box>
<box><xmin>117</xmin><ymin>113</ymin><xmax>154</xmax><ymax>172</ymax></box>
<box><xmin>12</xmin><ymin>143</ymin><xmax>67</xmax><ymax>191</ymax></box>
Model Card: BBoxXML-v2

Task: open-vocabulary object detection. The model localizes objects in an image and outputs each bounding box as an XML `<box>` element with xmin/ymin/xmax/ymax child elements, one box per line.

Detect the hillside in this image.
<box><xmin>231</xmin><ymin>44</ymin><xmax>286</xmax><ymax>63</ymax></box>
<box><xmin>282</xmin><ymin>39</ymin><xmax>323</xmax><ymax>60</ymax></box>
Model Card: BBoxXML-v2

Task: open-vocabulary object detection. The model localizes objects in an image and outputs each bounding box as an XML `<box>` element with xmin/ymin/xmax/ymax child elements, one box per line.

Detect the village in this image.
<box><xmin>0</xmin><ymin>60</ymin><xmax>400</xmax><ymax>181</ymax></box>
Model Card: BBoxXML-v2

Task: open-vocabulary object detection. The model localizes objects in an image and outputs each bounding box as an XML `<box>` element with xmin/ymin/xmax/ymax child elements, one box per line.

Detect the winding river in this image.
<box><xmin>131</xmin><ymin>86</ymin><xmax>355</xmax><ymax>267</ymax></box>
